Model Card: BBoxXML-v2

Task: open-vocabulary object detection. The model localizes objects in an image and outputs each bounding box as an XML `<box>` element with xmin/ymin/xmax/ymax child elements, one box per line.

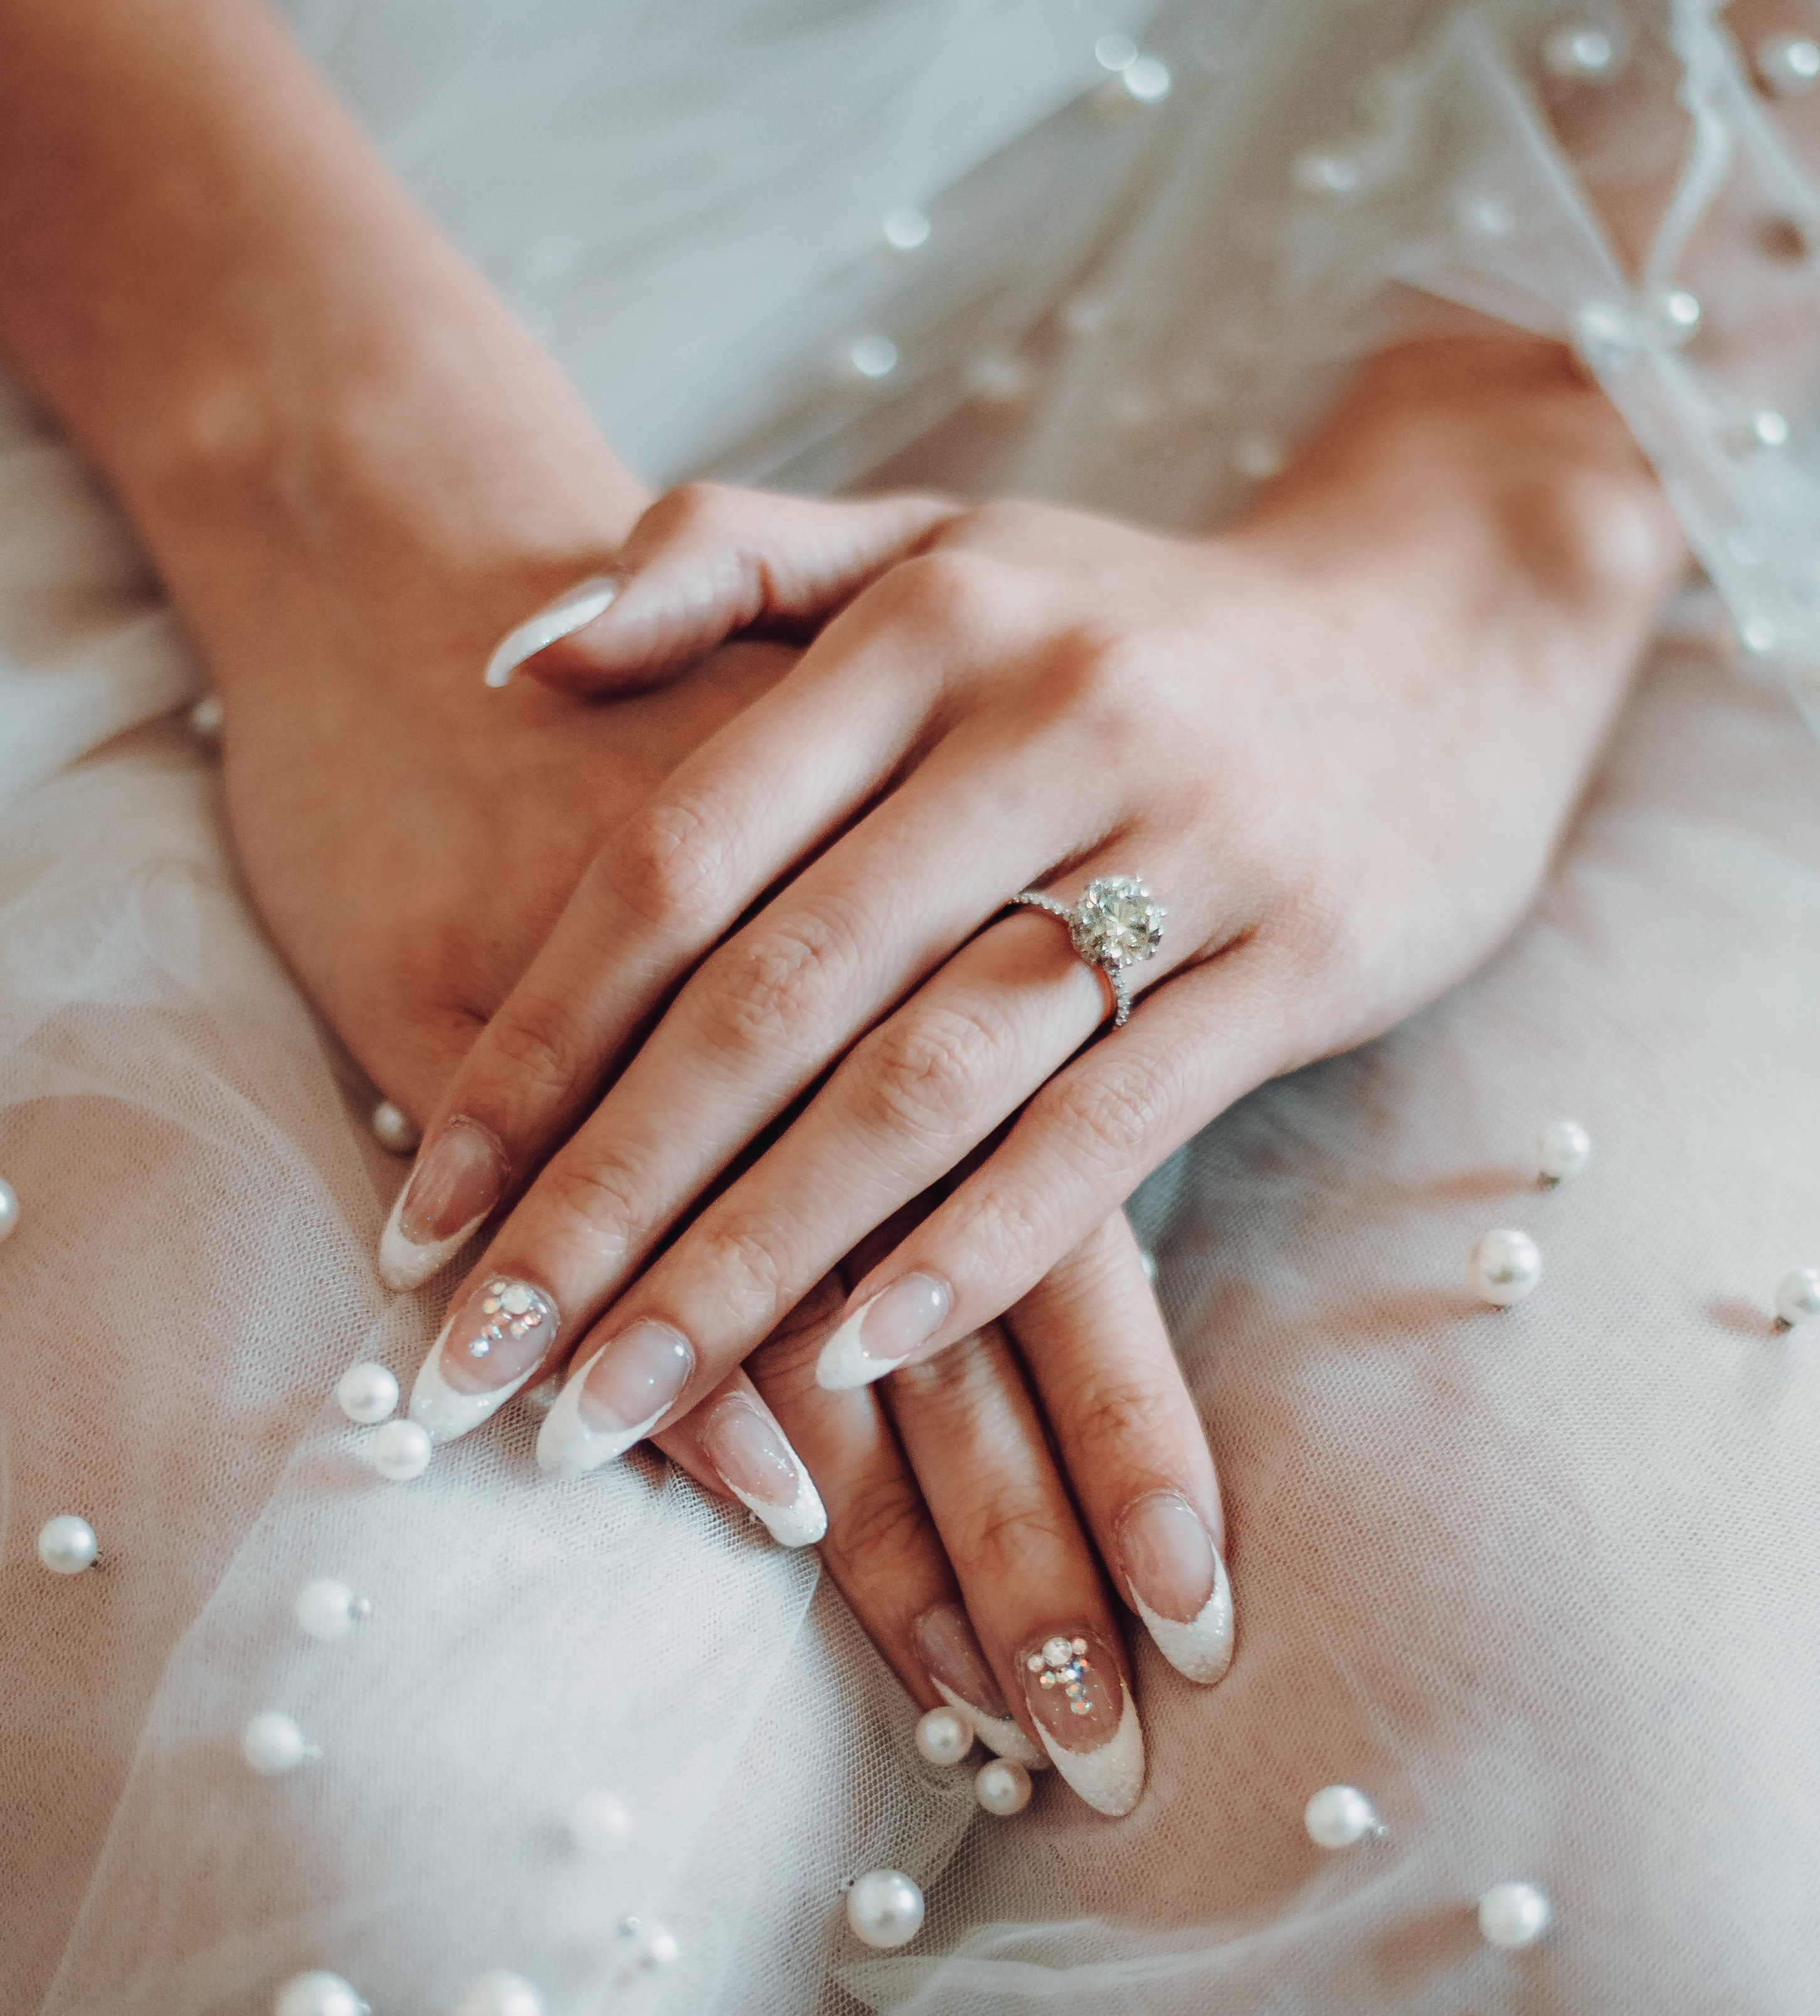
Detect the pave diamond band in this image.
<box><xmin>1011</xmin><ymin>874</ymin><xmax>1166</xmax><ymax>1028</ymax></box>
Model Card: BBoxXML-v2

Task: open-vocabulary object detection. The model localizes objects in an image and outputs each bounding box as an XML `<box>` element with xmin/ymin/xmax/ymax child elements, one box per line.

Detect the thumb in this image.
<box><xmin>485</xmin><ymin>482</ymin><xmax>956</xmax><ymax>695</ymax></box>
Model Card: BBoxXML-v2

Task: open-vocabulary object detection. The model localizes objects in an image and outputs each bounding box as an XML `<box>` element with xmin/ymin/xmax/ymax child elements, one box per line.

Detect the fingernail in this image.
<box><xmin>698</xmin><ymin>1393</ymin><xmax>826</xmax><ymax>1547</ymax></box>
<box><xmin>536</xmin><ymin>1319</ymin><xmax>692</xmax><ymax>1480</ymax></box>
<box><xmin>1017</xmin><ymin>1630</ymin><xmax>1145</xmax><ymax>1817</ymax></box>
<box><xmin>484</xmin><ymin>573</ymin><xmax>621</xmax><ymax>687</ymax></box>
<box><xmin>911</xmin><ymin>1602</ymin><xmax>1045</xmax><ymax>1770</ymax></box>
<box><xmin>408</xmin><ymin>1276</ymin><xmax>558</xmax><ymax>1443</ymax></box>
<box><xmin>815</xmin><ymin>1274</ymin><xmax>952</xmax><ymax>1391</ymax></box>
<box><xmin>1116</xmin><ymin>1492</ymin><xmax>1235</xmax><ymax>1686</ymax></box>
<box><xmin>379</xmin><ymin>1118</ymin><xmax>509</xmax><ymax>1290</ymax></box>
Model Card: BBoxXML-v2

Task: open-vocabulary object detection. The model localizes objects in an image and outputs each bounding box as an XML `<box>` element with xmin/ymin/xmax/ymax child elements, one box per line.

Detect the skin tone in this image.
<box><xmin>0</xmin><ymin>0</ymin><xmax>1224</xmax><ymax>1808</ymax></box>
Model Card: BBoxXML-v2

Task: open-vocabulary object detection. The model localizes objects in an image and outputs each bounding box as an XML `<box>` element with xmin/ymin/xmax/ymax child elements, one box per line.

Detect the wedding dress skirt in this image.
<box><xmin>5</xmin><ymin>3</ymin><xmax>1820</xmax><ymax>2010</ymax></box>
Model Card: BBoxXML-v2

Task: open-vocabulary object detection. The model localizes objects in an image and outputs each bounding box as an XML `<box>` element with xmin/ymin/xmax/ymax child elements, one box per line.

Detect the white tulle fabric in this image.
<box><xmin>5</xmin><ymin>2</ymin><xmax>1820</xmax><ymax>2010</ymax></box>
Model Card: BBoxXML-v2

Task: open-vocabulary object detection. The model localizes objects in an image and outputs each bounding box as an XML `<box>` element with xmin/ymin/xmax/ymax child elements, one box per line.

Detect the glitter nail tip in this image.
<box><xmin>379</xmin><ymin>1186</ymin><xmax>485</xmax><ymax>1292</ymax></box>
<box><xmin>408</xmin><ymin>1326</ymin><xmax>537</xmax><ymax>1443</ymax></box>
<box><xmin>933</xmin><ymin>1680</ymin><xmax>1048</xmax><ymax>1771</ymax></box>
<box><xmin>731</xmin><ymin>1467</ymin><xmax>828</xmax><ymax>1549</ymax></box>
<box><xmin>1035</xmin><ymin>1681</ymin><xmax>1145</xmax><ymax>1817</ymax></box>
<box><xmin>535</xmin><ymin>1346</ymin><xmax>660</xmax><ymax>1479</ymax></box>
<box><xmin>1130</xmin><ymin>1553</ymin><xmax>1235</xmax><ymax>1686</ymax></box>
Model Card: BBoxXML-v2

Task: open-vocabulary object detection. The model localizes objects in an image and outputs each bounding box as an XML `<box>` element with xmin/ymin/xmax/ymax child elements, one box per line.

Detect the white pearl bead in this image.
<box><xmin>243</xmin><ymin>1710</ymin><xmax>312</xmax><ymax>1775</ymax></box>
<box><xmin>370</xmin><ymin>1099</ymin><xmax>420</xmax><ymax>1155</ymax></box>
<box><xmin>882</xmin><ymin>208</ymin><xmax>929</xmax><ymax>251</ymax></box>
<box><xmin>1648</xmin><ymin>287</ymin><xmax>1701</xmax><ymax>345</ymax></box>
<box><xmin>335</xmin><ymin>1361</ymin><xmax>399</xmax><ymax>1425</ymax></box>
<box><xmin>37</xmin><ymin>1513</ymin><xmax>98</xmax><ymax>1575</ymax></box>
<box><xmin>274</xmin><ymin>1972</ymin><xmax>366</xmax><ymax>2016</ymax></box>
<box><xmin>1140</xmin><ymin>1247</ymin><xmax>1158</xmax><ymax>1283</ymax></box>
<box><xmin>188</xmin><ymin>693</ymin><xmax>225</xmax><ymax>744</ymax></box>
<box><xmin>1477</xmin><ymin>1879</ymin><xmax>1552</xmax><ymax>1948</ymax></box>
<box><xmin>914</xmin><ymin>1706</ymin><xmax>973</xmax><ymax>1767</ymax></box>
<box><xmin>455</xmin><ymin>1971</ymin><xmax>544</xmax><ymax>2016</ymax></box>
<box><xmin>1120</xmin><ymin>55</ymin><xmax>1171</xmax><ymax>103</ymax></box>
<box><xmin>974</xmin><ymin>1758</ymin><xmax>1032</xmax><ymax>1816</ymax></box>
<box><xmin>1303</xmin><ymin>1783</ymin><xmax>1380</xmax><ymax>1848</ymax></box>
<box><xmin>1094</xmin><ymin>31</ymin><xmax>1137</xmax><ymax>71</ymax></box>
<box><xmin>0</xmin><ymin>1176</ymin><xmax>19</xmax><ymax>1242</ymax></box>
<box><xmin>1542</xmin><ymin>24</ymin><xmax>1616</xmax><ymax>82</ymax></box>
<box><xmin>637</xmin><ymin>1924</ymin><xmax>679</xmax><ymax>1970</ymax></box>
<box><xmin>1757</xmin><ymin>33</ymin><xmax>1820</xmax><ymax>95</ymax></box>
<box><xmin>1471</xmin><ymin>1229</ymin><xmax>1542</xmax><ymax>1307</ymax></box>
<box><xmin>568</xmin><ymin>1790</ymin><xmax>633</xmax><ymax>1854</ymax></box>
<box><xmin>1774</xmin><ymin>1267</ymin><xmax>1820</xmax><ymax>1327</ymax></box>
<box><xmin>1723</xmin><ymin>408</ymin><xmax>1790</xmax><ymax>456</ymax></box>
<box><xmin>370</xmin><ymin>1418</ymin><xmax>432</xmax><ymax>1482</ymax></box>
<box><xmin>847</xmin><ymin>335</ymin><xmax>899</xmax><ymax>381</ymax></box>
<box><xmin>294</xmin><ymin>1576</ymin><xmax>367</xmax><ymax>1642</ymax></box>
<box><xmin>846</xmin><ymin>1869</ymin><xmax>924</xmax><ymax>1949</ymax></box>
<box><xmin>1536</xmin><ymin>1119</ymin><xmax>1592</xmax><ymax>1183</ymax></box>
<box><xmin>1741</xmin><ymin>615</ymin><xmax>1778</xmax><ymax>657</ymax></box>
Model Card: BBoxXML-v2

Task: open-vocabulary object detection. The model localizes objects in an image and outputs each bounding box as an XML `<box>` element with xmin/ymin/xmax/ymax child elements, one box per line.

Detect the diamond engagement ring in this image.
<box><xmin>1010</xmin><ymin>875</ymin><xmax>1166</xmax><ymax>1028</ymax></box>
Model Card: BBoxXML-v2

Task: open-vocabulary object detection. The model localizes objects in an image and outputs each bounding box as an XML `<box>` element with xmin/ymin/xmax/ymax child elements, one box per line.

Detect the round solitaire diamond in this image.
<box><xmin>1071</xmin><ymin>877</ymin><xmax>1165</xmax><ymax>971</ymax></box>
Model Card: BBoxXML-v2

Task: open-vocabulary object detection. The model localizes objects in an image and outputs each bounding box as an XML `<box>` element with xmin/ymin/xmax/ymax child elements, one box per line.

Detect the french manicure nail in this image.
<box><xmin>699</xmin><ymin>1394</ymin><xmax>826</xmax><ymax>1548</ymax></box>
<box><xmin>1116</xmin><ymin>1491</ymin><xmax>1235</xmax><ymax>1686</ymax></box>
<box><xmin>536</xmin><ymin>1319</ymin><xmax>692</xmax><ymax>1480</ymax></box>
<box><xmin>408</xmin><ymin>1276</ymin><xmax>558</xmax><ymax>1443</ymax></box>
<box><xmin>911</xmin><ymin>1602</ymin><xmax>1046</xmax><ymax>1770</ymax></box>
<box><xmin>1017</xmin><ymin>1629</ymin><xmax>1145</xmax><ymax>1817</ymax></box>
<box><xmin>484</xmin><ymin>573</ymin><xmax>621</xmax><ymax>687</ymax></box>
<box><xmin>815</xmin><ymin>1274</ymin><xmax>952</xmax><ymax>1391</ymax></box>
<box><xmin>379</xmin><ymin>1117</ymin><xmax>509</xmax><ymax>1290</ymax></box>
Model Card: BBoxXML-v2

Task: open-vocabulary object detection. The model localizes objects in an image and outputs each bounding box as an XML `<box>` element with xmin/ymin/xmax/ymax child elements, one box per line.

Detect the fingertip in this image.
<box><xmin>483</xmin><ymin>574</ymin><xmax>622</xmax><ymax>689</ymax></box>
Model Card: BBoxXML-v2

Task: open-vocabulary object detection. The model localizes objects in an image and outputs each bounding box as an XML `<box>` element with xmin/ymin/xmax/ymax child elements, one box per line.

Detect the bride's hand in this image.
<box><xmin>396</xmin><ymin>337</ymin><xmax>1684</xmax><ymax>1459</ymax></box>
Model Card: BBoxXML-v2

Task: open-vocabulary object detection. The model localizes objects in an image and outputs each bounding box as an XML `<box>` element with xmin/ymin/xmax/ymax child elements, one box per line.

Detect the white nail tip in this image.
<box><xmin>408</xmin><ymin>1329</ymin><xmax>537</xmax><ymax>1445</ymax></box>
<box><xmin>814</xmin><ymin>1302</ymin><xmax>906</xmax><ymax>1391</ymax></box>
<box><xmin>484</xmin><ymin>576</ymin><xmax>619</xmax><ymax>687</ymax></box>
<box><xmin>933</xmin><ymin>1681</ymin><xmax>1047</xmax><ymax>1771</ymax></box>
<box><xmin>732</xmin><ymin>1469</ymin><xmax>828</xmax><ymax>1549</ymax></box>
<box><xmin>377</xmin><ymin>1187</ymin><xmax>484</xmax><ymax>1292</ymax></box>
<box><xmin>535</xmin><ymin>1347</ymin><xmax>663</xmax><ymax>1479</ymax></box>
<box><xmin>1130</xmin><ymin>1553</ymin><xmax>1235</xmax><ymax>1686</ymax></box>
<box><xmin>1037</xmin><ymin>1682</ymin><xmax>1145</xmax><ymax>1817</ymax></box>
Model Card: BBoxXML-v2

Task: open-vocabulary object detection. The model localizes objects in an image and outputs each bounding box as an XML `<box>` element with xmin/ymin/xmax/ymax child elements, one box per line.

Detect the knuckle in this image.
<box><xmin>611</xmin><ymin>794</ymin><xmax>737</xmax><ymax>933</ymax></box>
<box><xmin>479</xmin><ymin>995</ymin><xmax>591</xmax><ymax>1110</ymax></box>
<box><xmin>1061</xmin><ymin>1369</ymin><xmax>1190</xmax><ymax>1467</ymax></box>
<box><xmin>857</xmin><ymin>1000</ymin><xmax>1007</xmax><ymax>1144</ymax></box>
<box><xmin>824</xmin><ymin>1466</ymin><xmax>934</xmax><ymax>1575</ymax></box>
<box><xmin>691</xmin><ymin>910</ymin><xmax>853</xmax><ymax>1061</ymax></box>
<box><xmin>963</xmin><ymin>1497</ymin><xmax>1079</xmax><ymax>1586</ymax></box>
<box><xmin>872</xmin><ymin>547</ymin><xmax>1006</xmax><ymax>640</ymax></box>
<box><xmin>692</xmin><ymin>1208</ymin><xmax>795</xmax><ymax>1314</ymax></box>
<box><xmin>1043</xmin><ymin>1053</ymin><xmax>1175</xmax><ymax>1180</ymax></box>
<box><xmin>531</xmin><ymin>1144</ymin><xmax>653</xmax><ymax>1252</ymax></box>
<box><xmin>648</xmin><ymin>480</ymin><xmax>738</xmax><ymax>542</ymax></box>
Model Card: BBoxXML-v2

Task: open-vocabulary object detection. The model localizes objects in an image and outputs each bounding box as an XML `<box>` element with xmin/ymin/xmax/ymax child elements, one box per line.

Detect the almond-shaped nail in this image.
<box><xmin>815</xmin><ymin>1274</ymin><xmax>952</xmax><ymax>1391</ymax></box>
<box><xmin>536</xmin><ymin>1319</ymin><xmax>692</xmax><ymax>1480</ymax></box>
<box><xmin>484</xmin><ymin>574</ymin><xmax>621</xmax><ymax>687</ymax></box>
<box><xmin>698</xmin><ymin>1393</ymin><xmax>826</xmax><ymax>1547</ymax></box>
<box><xmin>912</xmin><ymin>1602</ymin><xmax>1045</xmax><ymax>1769</ymax></box>
<box><xmin>1116</xmin><ymin>1491</ymin><xmax>1234</xmax><ymax>1686</ymax></box>
<box><xmin>379</xmin><ymin>1118</ymin><xmax>509</xmax><ymax>1290</ymax></box>
<box><xmin>1018</xmin><ymin>1629</ymin><xmax>1145</xmax><ymax>1817</ymax></box>
<box><xmin>408</xmin><ymin>1276</ymin><xmax>558</xmax><ymax>1443</ymax></box>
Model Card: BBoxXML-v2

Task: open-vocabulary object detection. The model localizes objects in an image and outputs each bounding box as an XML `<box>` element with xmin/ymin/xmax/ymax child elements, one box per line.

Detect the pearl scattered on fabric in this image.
<box><xmin>1756</xmin><ymin>33</ymin><xmax>1820</xmax><ymax>95</ymax></box>
<box><xmin>975</xmin><ymin>1758</ymin><xmax>1032</xmax><ymax>1816</ymax></box>
<box><xmin>0</xmin><ymin>1175</ymin><xmax>19</xmax><ymax>1242</ymax></box>
<box><xmin>370</xmin><ymin>1418</ymin><xmax>432</xmax><ymax>1482</ymax></box>
<box><xmin>335</xmin><ymin>1361</ymin><xmax>399</xmax><ymax>1426</ymax></box>
<box><xmin>1119</xmin><ymin>55</ymin><xmax>1171</xmax><ymax>103</ymax></box>
<box><xmin>1725</xmin><ymin>408</ymin><xmax>1790</xmax><ymax>455</ymax></box>
<box><xmin>1304</xmin><ymin>1783</ymin><xmax>1381</xmax><ymax>1848</ymax></box>
<box><xmin>1094</xmin><ymin>31</ymin><xmax>1137</xmax><ymax>71</ymax></box>
<box><xmin>1542</xmin><ymin>24</ymin><xmax>1617</xmax><ymax>81</ymax></box>
<box><xmin>1140</xmin><ymin>1247</ymin><xmax>1158</xmax><ymax>1283</ymax></box>
<box><xmin>1536</xmin><ymin>1119</ymin><xmax>1592</xmax><ymax>1184</ymax></box>
<box><xmin>455</xmin><ymin>1971</ymin><xmax>544</xmax><ymax>2016</ymax></box>
<box><xmin>1477</xmin><ymin>1879</ymin><xmax>1552</xmax><ymax>1948</ymax></box>
<box><xmin>568</xmin><ymin>1790</ymin><xmax>633</xmax><ymax>1854</ymax></box>
<box><xmin>882</xmin><ymin>208</ymin><xmax>929</xmax><ymax>251</ymax></box>
<box><xmin>188</xmin><ymin>693</ymin><xmax>225</xmax><ymax>744</ymax></box>
<box><xmin>294</xmin><ymin>1577</ymin><xmax>368</xmax><ymax>1642</ymax></box>
<box><xmin>37</xmin><ymin>1514</ymin><xmax>98</xmax><ymax>1575</ymax></box>
<box><xmin>243</xmin><ymin>1710</ymin><xmax>312</xmax><ymax>1775</ymax></box>
<box><xmin>370</xmin><ymin>1099</ymin><xmax>420</xmax><ymax>1155</ymax></box>
<box><xmin>1471</xmin><ymin>1228</ymin><xmax>1542</xmax><ymax>1307</ymax></box>
<box><xmin>914</xmin><ymin>1706</ymin><xmax>973</xmax><ymax>1767</ymax></box>
<box><xmin>848</xmin><ymin>335</ymin><xmax>899</xmax><ymax>381</ymax></box>
<box><xmin>273</xmin><ymin>1972</ymin><xmax>366</xmax><ymax>2016</ymax></box>
<box><xmin>846</xmin><ymin>1869</ymin><xmax>925</xmax><ymax>1948</ymax></box>
<box><xmin>1773</xmin><ymin>1267</ymin><xmax>1820</xmax><ymax>1328</ymax></box>
<box><xmin>1647</xmin><ymin>287</ymin><xmax>1701</xmax><ymax>346</ymax></box>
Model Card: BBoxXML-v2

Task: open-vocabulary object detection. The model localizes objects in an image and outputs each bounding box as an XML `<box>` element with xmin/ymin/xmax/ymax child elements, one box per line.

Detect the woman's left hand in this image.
<box><xmin>393</xmin><ymin>339</ymin><xmax>1681</xmax><ymax>1472</ymax></box>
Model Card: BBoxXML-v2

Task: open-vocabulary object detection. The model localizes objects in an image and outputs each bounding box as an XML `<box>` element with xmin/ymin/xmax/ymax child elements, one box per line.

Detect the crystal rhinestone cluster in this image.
<box><xmin>468</xmin><ymin>1279</ymin><xmax>548</xmax><ymax>1361</ymax></box>
<box><xmin>1029</xmin><ymin>1633</ymin><xmax>1095</xmax><ymax>1716</ymax></box>
<box><xmin>1071</xmin><ymin>876</ymin><xmax>1165</xmax><ymax>972</ymax></box>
